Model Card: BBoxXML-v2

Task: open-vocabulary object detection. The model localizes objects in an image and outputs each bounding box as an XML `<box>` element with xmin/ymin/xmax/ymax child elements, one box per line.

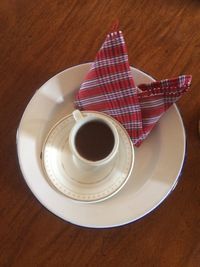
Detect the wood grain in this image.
<box><xmin>0</xmin><ymin>0</ymin><xmax>200</xmax><ymax>266</ymax></box>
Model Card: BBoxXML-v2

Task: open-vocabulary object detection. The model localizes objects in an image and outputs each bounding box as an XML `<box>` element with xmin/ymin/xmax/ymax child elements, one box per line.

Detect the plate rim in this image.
<box><xmin>16</xmin><ymin>63</ymin><xmax>186</xmax><ymax>228</ymax></box>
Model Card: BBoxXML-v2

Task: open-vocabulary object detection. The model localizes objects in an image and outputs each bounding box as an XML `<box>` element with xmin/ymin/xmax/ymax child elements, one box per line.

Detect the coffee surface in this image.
<box><xmin>75</xmin><ymin>120</ymin><xmax>114</xmax><ymax>161</ymax></box>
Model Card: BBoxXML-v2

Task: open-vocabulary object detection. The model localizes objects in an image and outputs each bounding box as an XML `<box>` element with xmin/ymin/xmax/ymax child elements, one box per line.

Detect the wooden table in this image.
<box><xmin>1</xmin><ymin>1</ymin><xmax>200</xmax><ymax>266</ymax></box>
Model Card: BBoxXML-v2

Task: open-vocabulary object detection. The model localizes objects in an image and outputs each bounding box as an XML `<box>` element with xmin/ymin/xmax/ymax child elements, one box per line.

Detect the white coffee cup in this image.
<box><xmin>69</xmin><ymin>110</ymin><xmax>119</xmax><ymax>170</ymax></box>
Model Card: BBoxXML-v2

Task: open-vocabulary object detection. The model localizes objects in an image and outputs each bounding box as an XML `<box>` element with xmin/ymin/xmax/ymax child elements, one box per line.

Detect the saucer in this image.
<box><xmin>42</xmin><ymin>111</ymin><xmax>134</xmax><ymax>203</ymax></box>
<box><xmin>16</xmin><ymin>63</ymin><xmax>186</xmax><ymax>228</ymax></box>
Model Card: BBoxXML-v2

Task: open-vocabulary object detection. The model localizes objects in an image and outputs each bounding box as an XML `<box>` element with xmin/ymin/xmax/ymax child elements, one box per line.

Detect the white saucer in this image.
<box><xmin>42</xmin><ymin>111</ymin><xmax>134</xmax><ymax>203</ymax></box>
<box><xmin>16</xmin><ymin>63</ymin><xmax>186</xmax><ymax>228</ymax></box>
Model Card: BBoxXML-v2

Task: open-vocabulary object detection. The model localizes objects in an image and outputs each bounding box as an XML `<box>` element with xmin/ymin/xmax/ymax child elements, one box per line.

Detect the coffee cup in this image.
<box><xmin>69</xmin><ymin>110</ymin><xmax>119</xmax><ymax>170</ymax></box>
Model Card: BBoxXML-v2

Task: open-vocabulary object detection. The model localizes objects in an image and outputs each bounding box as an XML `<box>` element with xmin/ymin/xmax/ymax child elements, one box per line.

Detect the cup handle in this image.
<box><xmin>72</xmin><ymin>109</ymin><xmax>84</xmax><ymax>122</ymax></box>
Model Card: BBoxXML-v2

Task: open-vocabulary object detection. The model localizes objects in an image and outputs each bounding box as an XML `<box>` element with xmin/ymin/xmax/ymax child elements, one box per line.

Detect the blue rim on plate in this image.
<box><xmin>16</xmin><ymin>63</ymin><xmax>186</xmax><ymax>228</ymax></box>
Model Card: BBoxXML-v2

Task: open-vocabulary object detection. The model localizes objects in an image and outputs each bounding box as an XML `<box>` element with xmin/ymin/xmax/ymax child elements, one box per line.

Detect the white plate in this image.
<box><xmin>16</xmin><ymin>63</ymin><xmax>185</xmax><ymax>228</ymax></box>
<box><xmin>42</xmin><ymin>111</ymin><xmax>134</xmax><ymax>203</ymax></box>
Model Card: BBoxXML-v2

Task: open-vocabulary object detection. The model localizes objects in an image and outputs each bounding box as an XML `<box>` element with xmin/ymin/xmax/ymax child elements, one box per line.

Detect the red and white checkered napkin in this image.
<box><xmin>75</xmin><ymin>30</ymin><xmax>192</xmax><ymax>146</ymax></box>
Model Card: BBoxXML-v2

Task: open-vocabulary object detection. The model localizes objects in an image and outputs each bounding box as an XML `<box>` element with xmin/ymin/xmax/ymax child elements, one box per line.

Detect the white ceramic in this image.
<box><xmin>16</xmin><ymin>63</ymin><xmax>186</xmax><ymax>228</ymax></box>
<box><xmin>68</xmin><ymin>109</ymin><xmax>120</xmax><ymax>170</ymax></box>
<box><xmin>42</xmin><ymin>110</ymin><xmax>134</xmax><ymax>203</ymax></box>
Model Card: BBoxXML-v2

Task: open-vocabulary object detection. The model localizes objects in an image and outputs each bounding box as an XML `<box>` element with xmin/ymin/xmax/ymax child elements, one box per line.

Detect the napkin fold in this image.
<box><xmin>75</xmin><ymin>30</ymin><xmax>192</xmax><ymax>146</ymax></box>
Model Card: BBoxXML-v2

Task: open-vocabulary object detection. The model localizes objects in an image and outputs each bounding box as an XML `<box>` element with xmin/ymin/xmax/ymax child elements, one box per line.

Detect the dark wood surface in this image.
<box><xmin>0</xmin><ymin>0</ymin><xmax>200</xmax><ymax>266</ymax></box>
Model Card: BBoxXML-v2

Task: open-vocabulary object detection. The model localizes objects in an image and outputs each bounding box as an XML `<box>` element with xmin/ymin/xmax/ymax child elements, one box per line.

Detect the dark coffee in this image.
<box><xmin>75</xmin><ymin>120</ymin><xmax>115</xmax><ymax>161</ymax></box>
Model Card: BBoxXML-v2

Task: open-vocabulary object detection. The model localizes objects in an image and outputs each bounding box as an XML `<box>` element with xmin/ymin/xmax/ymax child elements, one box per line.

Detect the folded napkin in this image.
<box><xmin>75</xmin><ymin>30</ymin><xmax>192</xmax><ymax>146</ymax></box>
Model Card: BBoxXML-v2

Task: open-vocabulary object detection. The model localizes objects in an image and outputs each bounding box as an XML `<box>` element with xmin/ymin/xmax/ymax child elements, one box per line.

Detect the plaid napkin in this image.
<box><xmin>75</xmin><ymin>30</ymin><xmax>192</xmax><ymax>146</ymax></box>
